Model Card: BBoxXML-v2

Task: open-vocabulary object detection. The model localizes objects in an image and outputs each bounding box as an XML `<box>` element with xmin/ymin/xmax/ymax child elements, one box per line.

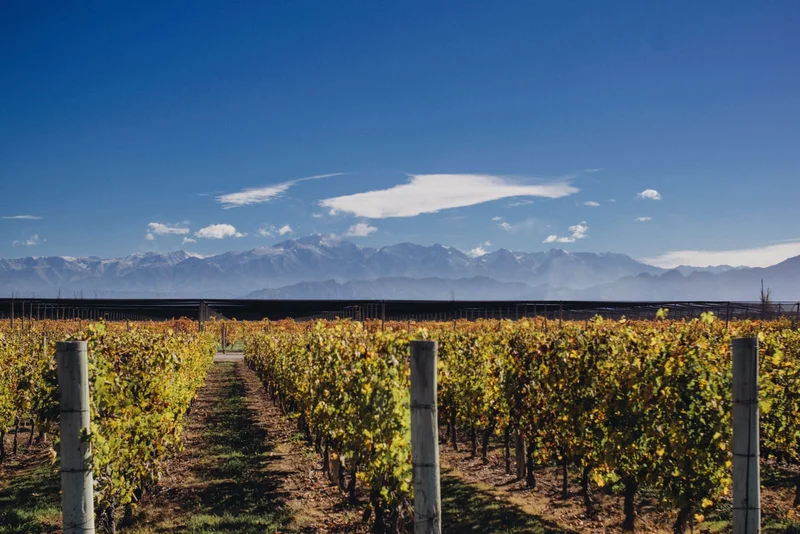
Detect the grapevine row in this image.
<box><xmin>243</xmin><ymin>316</ymin><xmax>800</xmax><ymax>533</ymax></box>
<box><xmin>0</xmin><ymin>319</ymin><xmax>216</xmax><ymax>531</ymax></box>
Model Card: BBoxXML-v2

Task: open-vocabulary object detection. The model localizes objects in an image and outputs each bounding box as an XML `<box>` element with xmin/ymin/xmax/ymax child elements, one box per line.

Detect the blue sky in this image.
<box><xmin>1</xmin><ymin>1</ymin><xmax>799</xmax><ymax>267</ymax></box>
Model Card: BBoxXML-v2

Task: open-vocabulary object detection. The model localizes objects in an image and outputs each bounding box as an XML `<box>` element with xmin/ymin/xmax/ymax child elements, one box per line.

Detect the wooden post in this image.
<box><xmin>56</xmin><ymin>341</ymin><xmax>95</xmax><ymax>533</ymax></box>
<box><xmin>726</xmin><ymin>302</ymin><xmax>732</xmax><ymax>329</ymax></box>
<box><xmin>732</xmin><ymin>337</ymin><xmax>760</xmax><ymax>534</ymax></box>
<box><xmin>515</xmin><ymin>430</ymin><xmax>526</xmax><ymax>480</ymax></box>
<box><xmin>410</xmin><ymin>341</ymin><xmax>441</xmax><ymax>534</ymax></box>
<box><xmin>222</xmin><ymin>324</ymin><xmax>227</xmax><ymax>354</ymax></box>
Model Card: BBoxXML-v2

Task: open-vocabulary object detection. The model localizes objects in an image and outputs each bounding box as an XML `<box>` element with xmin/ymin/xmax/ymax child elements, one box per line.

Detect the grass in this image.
<box><xmin>127</xmin><ymin>361</ymin><xmax>294</xmax><ymax>533</ymax></box>
<box><xmin>0</xmin><ymin>449</ymin><xmax>61</xmax><ymax>534</ymax></box>
<box><xmin>216</xmin><ymin>340</ymin><xmax>244</xmax><ymax>353</ymax></box>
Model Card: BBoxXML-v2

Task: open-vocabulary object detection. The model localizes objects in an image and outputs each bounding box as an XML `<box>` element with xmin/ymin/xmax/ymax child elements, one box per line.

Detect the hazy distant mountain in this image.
<box><xmin>673</xmin><ymin>264</ymin><xmax>740</xmax><ymax>276</ymax></box>
<box><xmin>0</xmin><ymin>236</ymin><xmax>665</xmax><ymax>297</ymax></box>
<box><xmin>577</xmin><ymin>256</ymin><xmax>800</xmax><ymax>301</ymax></box>
<box><xmin>246</xmin><ymin>276</ymin><xmax>544</xmax><ymax>300</ymax></box>
<box><xmin>1</xmin><ymin>236</ymin><xmax>798</xmax><ymax>300</ymax></box>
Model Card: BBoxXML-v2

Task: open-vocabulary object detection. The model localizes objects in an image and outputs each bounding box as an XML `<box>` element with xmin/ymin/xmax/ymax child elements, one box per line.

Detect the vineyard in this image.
<box><xmin>239</xmin><ymin>316</ymin><xmax>800</xmax><ymax>532</ymax></box>
<box><xmin>1</xmin><ymin>315</ymin><xmax>800</xmax><ymax>533</ymax></box>
<box><xmin>0</xmin><ymin>319</ymin><xmax>216</xmax><ymax>531</ymax></box>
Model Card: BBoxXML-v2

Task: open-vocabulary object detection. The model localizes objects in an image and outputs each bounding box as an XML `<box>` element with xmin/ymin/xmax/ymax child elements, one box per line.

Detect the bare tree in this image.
<box><xmin>760</xmin><ymin>278</ymin><xmax>772</xmax><ymax>319</ymax></box>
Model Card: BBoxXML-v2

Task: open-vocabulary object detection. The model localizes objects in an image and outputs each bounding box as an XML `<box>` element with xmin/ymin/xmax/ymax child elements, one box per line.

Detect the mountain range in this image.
<box><xmin>1</xmin><ymin>235</ymin><xmax>797</xmax><ymax>301</ymax></box>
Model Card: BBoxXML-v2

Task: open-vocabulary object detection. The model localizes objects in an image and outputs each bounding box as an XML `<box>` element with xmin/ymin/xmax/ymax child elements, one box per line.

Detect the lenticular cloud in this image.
<box><xmin>319</xmin><ymin>174</ymin><xmax>578</xmax><ymax>218</ymax></box>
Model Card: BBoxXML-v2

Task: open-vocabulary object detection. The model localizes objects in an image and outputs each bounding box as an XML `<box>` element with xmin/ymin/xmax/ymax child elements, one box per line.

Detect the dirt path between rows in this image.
<box><xmin>128</xmin><ymin>359</ymin><xmax>367</xmax><ymax>533</ymax></box>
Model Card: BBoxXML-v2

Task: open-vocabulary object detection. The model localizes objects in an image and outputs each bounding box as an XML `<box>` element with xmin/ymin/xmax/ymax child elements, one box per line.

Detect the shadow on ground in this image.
<box><xmin>441</xmin><ymin>469</ymin><xmax>572</xmax><ymax>534</ymax></box>
<box><xmin>130</xmin><ymin>362</ymin><xmax>294</xmax><ymax>533</ymax></box>
<box><xmin>0</xmin><ymin>448</ymin><xmax>61</xmax><ymax>534</ymax></box>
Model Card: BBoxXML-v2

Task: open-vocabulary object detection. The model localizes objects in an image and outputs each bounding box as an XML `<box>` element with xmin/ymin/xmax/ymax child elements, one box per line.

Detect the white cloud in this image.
<box><xmin>319</xmin><ymin>174</ymin><xmax>578</xmax><ymax>218</ymax></box>
<box><xmin>507</xmin><ymin>199</ymin><xmax>535</xmax><ymax>207</ymax></box>
<box><xmin>195</xmin><ymin>224</ymin><xmax>246</xmax><ymax>239</ymax></box>
<box><xmin>12</xmin><ymin>234</ymin><xmax>40</xmax><ymax>246</ymax></box>
<box><xmin>216</xmin><ymin>173</ymin><xmax>344</xmax><ymax>208</ymax></box>
<box><xmin>484</xmin><ymin>241</ymin><xmax>492</xmax><ymax>246</ymax></box>
<box><xmin>147</xmin><ymin>222</ymin><xmax>190</xmax><ymax>235</ymax></box>
<box><xmin>542</xmin><ymin>222</ymin><xmax>589</xmax><ymax>244</ymax></box>
<box><xmin>583</xmin><ymin>201</ymin><xmax>600</xmax><ymax>207</ymax></box>
<box><xmin>2</xmin><ymin>215</ymin><xmax>42</xmax><ymax>220</ymax></box>
<box><xmin>344</xmin><ymin>222</ymin><xmax>377</xmax><ymax>237</ymax></box>
<box><xmin>584</xmin><ymin>168</ymin><xmax>603</xmax><ymax>173</ymax></box>
<box><xmin>498</xmin><ymin>218</ymin><xmax>540</xmax><ymax>233</ymax></box>
<box><xmin>491</xmin><ymin>216</ymin><xmax>504</xmax><ymax>221</ymax></box>
<box><xmin>145</xmin><ymin>233</ymin><xmax>155</xmax><ymax>241</ymax></box>
<box><xmin>311</xmin><ymin>212</ymin><xmax>324</xmax><ymax>218</ymax></box>
<box><xmin>256</xmin><ymin>224</ymin><xmax>293</xmax><ymax>237</ymax></box>
<box><xmin>642</xmin><ymin>241</ymin><xmax>800</xmax><ymax>269</ymax></box>
<box><xmin>182</xmin><ymin>237</ymin><xmax>196</xmax><ymax>244</ymax></box>
<box><xmin>637</xmin><ymin>189</ymin><xmax>662</xmax><ymax>200</ymax></box>
<box><xmin>635</xmin><ymin>216</ymin><xmax>652</xmax><ymax>222</ymax></box>
<box><xmin>468</xmin><ymin>246</ymin><xmax>488</xmax><ymax>257</ymax></box>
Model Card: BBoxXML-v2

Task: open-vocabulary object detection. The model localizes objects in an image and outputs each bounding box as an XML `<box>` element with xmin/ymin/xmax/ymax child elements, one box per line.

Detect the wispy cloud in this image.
<box><xmin>583</xmin><ymin>201</ymin><xmax>600</xmax><ymax>207</ymax></box>
<box><xmin>12</xmin><ymin>234</ymin><xmax>40</xmax><ymax>246</ymax></box>
<box><xmin>195</xmin><ymin>224</ymin><xmax>246</xmax><ymax>239</ymax></box>
<box><xmin>635</xmin><ymin>216</ymin><xmax>652</xmax><ymax>222</ymax></box>
<box><xmin>147</xmin><ymin>222</ymin><xmax>190</xmax><ymax>235</ymax></box>
<box><xmin>311</xmin><ymin>212</ymin><xmax>324</xmax><ymax>218</ymax></box>
<box><xmin>637</xmin><ymin>189</ymin><xmax>662</xmax><ymax>200</ymax></box>
<box><xmin>543</xmin><ymin>222</ymin><xmax>589</xmax><ymax>244</ymax></box>
<box><xmin>319</xmin><ymin>174</ymin><xmax>578</xmax><ymax>218</ymax></box>
<box><xmin>216</xmin><ymin>173</ymin><xmax>344</xmax><ymax>209</ymax></box>
<box><xmin>277</xmin><ymin>224</ymin><xmax>293</xmax><ymax>236</ymax></box>
<box><xmin>507</xmin><ymin>199</ymin><xmax>535</xmax><ymax>207</ymax></box>
<box><xmin>584</xmin><ymin>168</ymin><xmax>603</xmax><ymax>173</ymax></box>
<box><xmin>498</xmin><ymin>218</ymin><xmax>541</xmax><ymax>233</ymax></box>
<box><xmin>344</xmin><ymin>222</ymin><xmax>377</xmax><ymax>237</ymax></box>
<box><xmin>182</xmin><ymin>237</ymin><xmax>197</xmax><ymax>244</ymax></box>
<box><xmin>2</xmin><ymin>215</ymin><xmax>42</xmax><ymax>220</ymax></box>
<box><xmin>491</xmin><ymin>216</ymin><xmax>504</xmax><ymax>221</ymax></box>
<box><xmin>642</xmin><ymin>241</ymin><xmax>800</xmax><ymax>268</ymax></box>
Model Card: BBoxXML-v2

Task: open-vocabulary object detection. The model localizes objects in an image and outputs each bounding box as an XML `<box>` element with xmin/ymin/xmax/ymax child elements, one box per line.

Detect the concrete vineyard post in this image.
<box><xmin>732</xmin><ymin>337</ymin><xmax>760</xmax><ymax>534</ymax></box>
<box><xmin>56</xmin><ymin>341</ymin><xmax>95</xmax><ymax>533</ymax></box>
<box><xmin>410</xmin><ymin>340</ymin><xmax>442</xmax><ymax>534</ymax></box>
